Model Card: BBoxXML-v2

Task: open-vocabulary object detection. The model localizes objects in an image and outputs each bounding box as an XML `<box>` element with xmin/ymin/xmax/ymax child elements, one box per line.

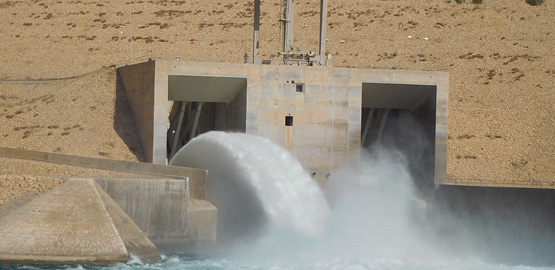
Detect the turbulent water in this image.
<box><xmin>5</xmin><ymin>131</ymin><xmax>554</xmax><ymax>270</ymax></box>
<box><xmin>6</xmin><ymin>256</ymin><xmax>554</xmax><ymax>270</ymax></box>
<box><xmin>170</xmin><ymin>131</ymin><xmax>330</xmax><ymax>245</ymax></box>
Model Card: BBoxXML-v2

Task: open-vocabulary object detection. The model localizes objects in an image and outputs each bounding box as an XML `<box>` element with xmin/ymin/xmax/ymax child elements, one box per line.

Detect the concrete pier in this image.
<box><xmin>99</xmin><ymin>178</ymin><xmax>183</xmax><ymax>248</ymax></box>
<box><xmin>96</xmin><ymin>178</ymin><xmax>217</xmax><ymax>250</ymax></box>
<box><xmin>0</xmin><ymin>179</ymin><xmax>161</xmax><ymax>264</ymax></box>
<box><xmin>185</xmin><ymin>199</ymin><xmax>218</xmax><ymax>248</ymax></box>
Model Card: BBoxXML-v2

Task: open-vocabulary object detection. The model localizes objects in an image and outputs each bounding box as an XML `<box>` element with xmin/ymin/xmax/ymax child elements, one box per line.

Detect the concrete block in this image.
<box><xmin>96</xmin><ymin>178</ymin><xmax>190</xmax><ymax>250</ymax></box>
<box><xmin>0</xmin><ymin>178</ymin><xmax>161</xmax><ymax>265</ymax></box>
<box><xmin>93</xmin><ymin>181</ymin><xmax>161</xmax><ymax>263</ymax></box>
<box><xmin>191</xmin><ymin>169</ymin><xmax>210</xmax><ymax>200</ymax></box>
<box><xmin>185</xmin><ymin>199</ymin><xmax>217</xmax><ymax>248</ymax></box>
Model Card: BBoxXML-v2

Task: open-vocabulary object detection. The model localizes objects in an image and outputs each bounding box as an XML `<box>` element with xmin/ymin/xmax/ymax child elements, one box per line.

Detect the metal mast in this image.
<box><xmin>281</xmin><ymin>0</ymin><xmax>295</xmax><ymax>58</ymax></box>
<box><xmin>252</xmin><ymin>0</ymin><xmax>328</xmax><ymax>65</ymax></box>
<box><xmin>253</xmin><ymin>0</ymin><xmax>261</xmax><ymax>64</ymax></box>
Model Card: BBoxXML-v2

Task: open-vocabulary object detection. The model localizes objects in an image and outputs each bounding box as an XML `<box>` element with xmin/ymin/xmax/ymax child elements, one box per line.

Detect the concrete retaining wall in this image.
<box><xmin>96</xmin><ymin>178</ymin><xmax>194</xmax><ymax>248</ymax></box>
<box><xmin>185</xmin><ymin>199</ymin><xmax>217</xmax><ymax>248</ymax></box>
<box><xmin>96</xmin><ymin>178</ymin><xmax>217</xmax><ymax>250</ymax></box>
<box><xmin>0</xmin><ymin>147</ymin><xmax>209</xmax><ymax>200</ymax></box>
<box><xmin>118</xmin><ymin>61</ymin><xmax>156</xmax><ymax>162</ymax></box>
<box><xmin>0</xmin><ymin>148</ymin><xmax>217</xmax><ymax>250</ymax></box>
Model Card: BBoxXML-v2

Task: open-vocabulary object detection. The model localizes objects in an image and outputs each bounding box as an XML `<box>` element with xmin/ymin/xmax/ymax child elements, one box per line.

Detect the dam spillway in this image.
<box><xmin>113</xmin><ymin>58</ymin><xmax>555</xmax><ymax>266</ymax></box>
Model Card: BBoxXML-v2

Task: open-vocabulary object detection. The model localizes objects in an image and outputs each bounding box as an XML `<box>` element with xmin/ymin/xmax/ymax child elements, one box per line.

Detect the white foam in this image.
<box><xmin>170</xmin><ymin>131</ymin><xmax>330</xmax><ymax>239</ymax></box>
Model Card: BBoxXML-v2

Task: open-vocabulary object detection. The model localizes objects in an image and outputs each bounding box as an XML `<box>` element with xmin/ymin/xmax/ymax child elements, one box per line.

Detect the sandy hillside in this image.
<box><xmin>0</xmin><ymin>0</ymin><xmax>554</xmax><ymax>203</ymax></box>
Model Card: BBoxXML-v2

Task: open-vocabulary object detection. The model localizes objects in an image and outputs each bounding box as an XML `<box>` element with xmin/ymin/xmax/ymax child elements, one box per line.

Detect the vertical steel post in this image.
<box><xmin>318</xmin><ymin>0</ymin><xmax>328</xmax><ymax>64</ymax></box>
<box><xmin>415</xmin><ymin>41</ymin><xmax>419</xmax><ymax>69</ymax></box>
<box><xmin>130</xmin><ymin>27</ymin><xmax>134</xmax><ymax>64</ymax></box>
<box><xmin>190</xmin><ymin>102</ymin><xmax>204</xmax><ymax>139</ymax></box>
<box><xmin>361</xmin><ymin>109</ymin><xmax>375</xmax><ymax>147</ymax></box>
<box><xmin>170</xmin><ymin>102</ymin><xmax>187</xmax><ymax>159</ymax></box>
<box><xmin>395</xmin><ymin>31</ymin><xmax>399</xmax><ymax>69</ymax></box>
<box><xmin>376</xmin><ymin>109</ymin><xmax>390</xmax><ymax>146</ymax></box>
<box><xmin>283</xmin><ymin>0</ymin><xmax>295</xmax><ymax>55</ymax></box>
<box><xmin>120</xmin><ymin>28</ymin><xmax>125</xmax><ymax>66</ymax></box>
<box><xmin>202</xmin><ymin>19</ymin><xmax>207</xmax><ymax>62</ymax></box>
<box><xmin>253</xmin><ymin>0</ymin><xmax>260</xmax><ymax>64</ymax></box>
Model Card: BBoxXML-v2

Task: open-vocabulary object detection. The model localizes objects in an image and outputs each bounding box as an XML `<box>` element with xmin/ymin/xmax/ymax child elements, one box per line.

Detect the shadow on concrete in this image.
<box><xmin>114</xmin><ymin>72</ymin><xmax>146</xmax><ymax>162</ymax></box>
<box><xmin>428</xmin><ymin>186</ymin><xmax>555</xmax><ymax>266</ymax></box>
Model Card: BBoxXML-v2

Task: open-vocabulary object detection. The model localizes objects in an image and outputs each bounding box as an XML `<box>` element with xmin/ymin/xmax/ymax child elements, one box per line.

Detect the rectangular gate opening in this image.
<box><xmin>166</xmin><ymin>75</ymin><xmax>247</xmax><ymax>159</ymax></box>
<box><xmin>361</xmin><ymin>83</ymin><xmax>437</xmax><ymax>192</ymax></box>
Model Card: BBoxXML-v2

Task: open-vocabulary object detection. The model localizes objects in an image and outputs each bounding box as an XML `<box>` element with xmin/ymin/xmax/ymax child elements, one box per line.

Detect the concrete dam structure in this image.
<box><xmin>2</xmin><ymin>0</ymin><xmax>555</xmax><ymax>267</ymax></box>
<box><xmin>0</xmin><ymin>56</ymin><xmax>451</xmax><ymax>265</ymax></box>
<box><xmin>118</xmin><ymin>60</ymin><xmax>449</xmax><ymax>189</ymax></box>
<box><xmin>0</xmin><ymin>149</ymin><xmax>217</xmax><ymax>265</ymax></box>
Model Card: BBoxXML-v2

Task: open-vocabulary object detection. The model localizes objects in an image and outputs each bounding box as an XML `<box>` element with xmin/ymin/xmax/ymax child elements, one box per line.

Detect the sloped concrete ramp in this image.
<box><xmin>96</xmin><ymin>178</ymin><xmax>190</xmax><ymax>249</ymax></box>
<box><xmin>0</xmin><ymin>178</ymin><xmax>161</xmax><ymax>264</ymax></box>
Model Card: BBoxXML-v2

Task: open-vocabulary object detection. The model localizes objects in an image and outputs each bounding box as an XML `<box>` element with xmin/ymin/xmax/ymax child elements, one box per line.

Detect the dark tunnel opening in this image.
<box><xmin>361</xmin><ymin>83</ymin><xmax>437</xmax><ymax>195</ymax></box>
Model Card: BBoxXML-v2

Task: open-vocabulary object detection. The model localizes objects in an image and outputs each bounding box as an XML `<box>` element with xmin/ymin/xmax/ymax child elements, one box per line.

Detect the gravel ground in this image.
<box><xmin>0</xmin><ymin>0</ymin><xmax>553</xmax><ymax>204</ymax></box>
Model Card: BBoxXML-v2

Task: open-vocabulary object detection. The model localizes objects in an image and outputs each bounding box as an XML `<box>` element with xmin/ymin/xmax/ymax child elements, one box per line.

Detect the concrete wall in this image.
<box><xmin>119</xmin><ymin>60</ymin><xmax>449</xmax><ymax>185</ymax></box>
<box><xmin>216</xmin><ymin>86</ymin><xmax>247</xmax><ymax>132</ymax></box>
<box><xmin>247</xmin><ymin>65</ymin><xmax>361</xmax><ymax>183</ymax></box>
<box><xmin>185</xmin><ymin>199</ymin><xmax>218</xmax><ymax>248</ymax></box>
<box><xmin>96</xmin><ymin>178</ymin><xmax>190</xmax><ymax>248</ymax></box>
<box><xmin>434</xmin><ymin>185</ymin><xmax>555</xmax><ymax>264</ymax></box>
<box><xmin>357</xmin><ymin>71</ymin><xmax>449</xmax><ymax>188</ymax></box>
<box><xmin>0</xmin><ymin>179</ymin><xmax>161</xmax><ymax>264</ymax></box>
<box><xmin>96</xmin><ymin>178</ymin><xmax>217</xmax><ymax>250</ymax></box>
<box><xmin>118</xmin><ymin>61</ymin><xmax>156</xmax><ymax>163</ymax></box>
<box><xmin>358</xmin><ymin>70</ymin><xmax>449</xmax><ymax>185</ymax></box>
<box><xmin>0</xmin><ymin>147</ymin><xmax>210</xmax><ymax>200</ymax></box>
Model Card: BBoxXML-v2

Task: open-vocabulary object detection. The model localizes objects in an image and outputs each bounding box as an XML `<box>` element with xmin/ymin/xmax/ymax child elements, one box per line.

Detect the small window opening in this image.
<box><xmin>285</xmin><ymin>115</ymin><xmax>294</xmax><ymax>126</ymax></box>
<box><xmin>296</xmin><ymin>84</ymin><xmax>304</xmax><ymax>93</ymax></box>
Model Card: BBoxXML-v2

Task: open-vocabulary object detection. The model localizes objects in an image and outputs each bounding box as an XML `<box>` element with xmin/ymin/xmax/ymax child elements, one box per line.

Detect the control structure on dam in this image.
<box><xmin>6</xmin><ymin>1</ymin><xmax>555</xmax><ymax>265</ymax></box>
<box><xmin>117</xmin><ymin>0</ymin><xmax>449</xmax><ymax>189</ymax></box>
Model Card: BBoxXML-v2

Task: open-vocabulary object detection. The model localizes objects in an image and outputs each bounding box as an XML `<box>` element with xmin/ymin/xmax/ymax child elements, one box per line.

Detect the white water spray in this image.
<box><xmin>320</xmin><ymin>147</ymin><xmax>432</xmax><ymax>260</ymax></box>
<box><xmin>170</xmin><ymin>131</ymin><xmax>330</xmax><ymax>246</ymax></box>
<box><xmin>15</xmin><ymin>132</ymin><xmax>550</xmax><ymax>269</ymax></box>
<box><xmin>170</xmin><ymin>131</ymin><xmax>436</xmax><ymax>262</ymax></box>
